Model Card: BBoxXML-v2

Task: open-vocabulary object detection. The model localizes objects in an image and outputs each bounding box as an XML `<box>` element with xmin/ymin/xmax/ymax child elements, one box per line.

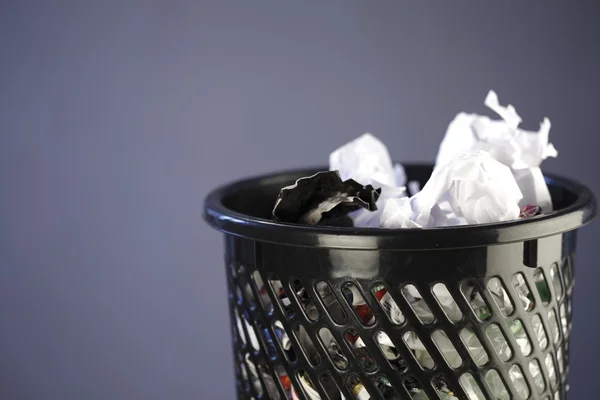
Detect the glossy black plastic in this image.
<box><xmin>205</xmin><ymin>165</ymin><xmax>596</xmax><ymax>250</ymax></box>
<box><xmin>204</xmin><ymin>164</ymin><xmax>597</xmax><ymax>400</ymax></box>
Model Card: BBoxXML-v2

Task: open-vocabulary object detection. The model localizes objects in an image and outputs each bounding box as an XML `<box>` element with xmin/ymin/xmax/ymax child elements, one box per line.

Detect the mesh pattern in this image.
<box><xmin>226</xmin><ymin>235</ymin><xmax>576</xmax><ymax>400</ymax></box>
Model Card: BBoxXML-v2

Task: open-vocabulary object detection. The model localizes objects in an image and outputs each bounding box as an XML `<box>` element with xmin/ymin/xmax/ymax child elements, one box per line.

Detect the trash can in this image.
<box><xmin>203</xmin><ymin>164</ymin><xmax>597</xmax><ymax>400</ymax></box>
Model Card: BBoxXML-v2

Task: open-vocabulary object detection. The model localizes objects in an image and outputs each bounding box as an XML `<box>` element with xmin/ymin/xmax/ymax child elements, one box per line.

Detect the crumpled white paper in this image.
<box><xmin>330</xmin><ymin>133</ymin><xmax>407</xmax><ymax>227</ymax></box>
<box><xmin>381</xmin><ymin>150</ymin><xmax>523</xmax><ymax>228</ymax></box>
<box><xmin>435</xmin><ymin>90</ymin><xmax>557</xmax><ymax>211</ymax></box>
<box><xmin>380</xmin><ymin>197</ymin><xmax>421</xmax><ymax>229</ymax></box>
<box><xmin>330</xmin><ymin>132</ymin><xmax>398</xmax><ymax>186</ymax></box>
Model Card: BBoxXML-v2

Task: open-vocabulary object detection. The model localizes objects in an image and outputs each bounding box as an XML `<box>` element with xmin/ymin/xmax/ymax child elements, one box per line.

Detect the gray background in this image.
<box><xmin>1</xmin><ymin>1</ymin><xmax>598</xmax><ymax>399</ymax></box>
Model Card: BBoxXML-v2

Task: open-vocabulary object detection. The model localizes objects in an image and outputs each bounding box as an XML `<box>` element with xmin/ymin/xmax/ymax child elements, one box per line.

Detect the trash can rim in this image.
<box><xmin>203</xmin><ymin>164</ymin><xmax>597</xmax><ymax>250</ymax></box>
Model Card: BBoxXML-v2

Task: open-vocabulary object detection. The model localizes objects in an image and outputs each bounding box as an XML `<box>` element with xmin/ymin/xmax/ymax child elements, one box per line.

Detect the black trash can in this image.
<box><xmin>204</xmin><ymin>164</ymin><xmax>596</xmax><ymax>400</ymax></box>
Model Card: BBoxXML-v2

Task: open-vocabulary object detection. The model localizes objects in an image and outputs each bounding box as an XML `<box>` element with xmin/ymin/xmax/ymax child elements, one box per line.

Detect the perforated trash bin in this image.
<box><xmin>203</xmin><ymin>164</ymin><xmax>597</xmax><ymax>400</ymax></box>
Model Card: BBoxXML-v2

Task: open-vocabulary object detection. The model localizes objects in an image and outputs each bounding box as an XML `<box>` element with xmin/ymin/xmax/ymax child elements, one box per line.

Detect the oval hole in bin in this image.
<box><xmin>320</xmin><ymin>374</ymin><xmax>344</xmax><ymax>399</ymax></box>
<box><xmin>561</xmin><ymin>257</ymin><xmax>573</xmax><ymax>291</ymax></box>
<box><xmin>274</xmin><ymin>365</ymin><xmax>295</xmax><ymax>399</ymax></box>
<box><xmin>431</xmin><ymin>330</ymin><xmax>462</xmax><ymax>368</ymax></box>
<box><xmin>244</xmin><ymin>354</ymin><xmax>263</xmax><ymax>397</ymax></box>
<box><xmin>549</xmin><ymin>263</ymin><xmax>564</xmax><ymax>301</ymax></box>
<box><xmin>258</xmin><ymin>364</ymin><xmax>280</xmax><ymax>400</ymax></box>
<box><xmin>547</xmin><ymin>309</ymin><xmax>560</xmax><ymax>344</ymax></box>
<box><xmin>234</xmin><ymin>307</ymin><xmax>247</xmax><ymax>347</ymax></box>
<box><xmin>235</xmin><ymin>285</ymin><xmax>244</xmax><ymax>305</ymax></box>
<box><xmin>231</xmin><ymin>323</ymin><xmax>239</xmax><ymax>346</ymax></box>
<box><xmin>559</xmin><ymin>303</ymin><xmax>568</xmax><ymax>337</ymax></box>
<box><xmin>242</xmin><ymin>282</ymin><xmax>257</xmax><ymax>309</ymax></box>
<box><xmin>342</xmin><ymin>283</ymin><xmax>376</xmax><ymax>326</ymax></box>
<box><xmin>531</xmin><ymin>314</ymin><xmax>548</xmax><ymax>350</ymax></box>
<box><xmin>229</xmin><ymin>262</ymin><xmax>238</xmax><ymax>279</ymax></box>
<box><xmin>545</xmin><ymin>353</ymin><xmax>557</xmax><ymax>388</ymax></box>
<box><xmin>404</xmin><ymin>376</ymin><xmax>429</xmax><ymax>399</ymax></box>
<box><xmin>256</xmin><ymin>321</ymin><xmax>277</xmax><ymax>360</ymax></box>
<box><xmin>296</xmin><ymin>370</ymin><xmax>320</xmax><ymax>400</ymax></box>
<box><xmin>291</xmin><ymin>279</ymin><xmax>319</xmax><ymax>321</ymax></box>
<box><xmin>375</xmin><ymin>376</ymin><xmax>399</xmax><ymax>398</ymax></box>
<box><xmin>402</xmin><ymin>331</ymin><xmax>434</xmax><ymax>370</ymax></box>
<box><xmin>318</xmin><ymin>327</ymin><xmax>349</xmax><ymax>370</ymax></box>
<box><xmin>508</xmin><ymin>364</ymin><xmax>530</xmax><ymax>399</ymax></box>
<box><xmin>346</xmin><ymin>375</ymin><xmax>371</xmax><ymax>400</ymax></box>
<box><xmin>294</xmin><ymin>325</ymin><xmax>321</xmax><ymax>367</ymax></box>
<box><xmin>432</xmin><ymin>283</ymin><xmax>463</xmax><ymax>323</ymax></box>
<box><xmin>459</xmin><ymin>373</ymin><xmax>486</xmax><ymax>400</ymax></box>
<box><xmin>556</xmin><ymin>349</ymin><xmax>564</xmax><ymax>375</ymax></box>
<box><xmin>345</xmin><ymin>329</ymin><xmax>378</xmax><ymax>373</ymax></box>
<box><xmin>512</xmin><ymin>273</ymin><xmax>535</xmax><ymax>312</ymax></box>
<box><xmin>554</xmin><ymin>391</ymin><xmax>560</xmax><ymax>400</ymax></box>
<box><xmin>234</xmin><ymin>356</ymin><xmax>240</xmax><ymax>378</ymax></box>
<box><xmin>533</xmin><ymin>268</ymin><xmax>551</xmax><ymax>306</ymax></box>
<box><xmin>371</xmin><ymin>283</ymin><xmax>405</xmax><ymax>325</ymax></box>
<box><xmin>485</xmin><ymin>324</ymin><xmax>512</xmax><ymax>362</ymax></box>
<box><xmin>529</xmin><ymin>358</ymin><xmax>546</xmax><ymax>394</ymax></box>
<box><xmin>239</xmin><ymin>358</ymin><xmax>250</xmax><ymax>393</ymax></box>
<box><xmin>315</xmin><ymin>281</ymin><xmax>346</xmax><ymax>325</ymax></box>
<box><xmin>485</xmin><ymin>370</ymin><xmax>510</xmax><ymax>400</ymax></box>
<box><xmin>240</xmin><ymin>311</ymin><xmax>260</xmax><ymax>352</ymax></box>
<box><xmin>273</xmin><ymin>320</ymin><xmax>296</xmax><ymax>362</ymax></box>
<box><xmin>459</xmin><ymin>327</ymin><xmax>489</xmax><ymax>366</ymax></box>
<box><xmin>487</xmin><ymin>277</ymin><xmax>514</xmax><ymax>317</ymax></box>
<box><xmin>269</xmin><ymin>278</ymin><xmax>294</xmax><ymax>318</ymax></box>
<box><xmin>510</xmin><ymin>319</ymin><xmax>532</xmax><ymax>356</ymax></box>
<box><xmin>432</xmin><ymin>375</ymin><xmax>457</xmax><ymax>398</ymax></box>
<box><xmin>401</xmin><ymin>284</ymin><xmax>434</xmax><ymax>324</ymax></box>
<box><xmin>252</xmin><ymin>271</ymin><xmax>273</xmax><ymax>314</ymax></box>
<box><xmin>374</xmin><ymin>331</ymin><xmax>407</xmax><ymax>371</ymax></box>
<box><xmin>460</xmin><ymin>280</ymin><xmax>491</xmax><ymax>320</ymax></box>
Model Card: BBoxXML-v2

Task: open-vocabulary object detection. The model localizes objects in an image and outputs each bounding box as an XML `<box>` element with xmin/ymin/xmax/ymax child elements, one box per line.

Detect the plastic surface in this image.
<box><xmin>204</xmin><ymin>165</ymin><xmax>596</xmax><ymax>250</ymax></box>
<box><xmin>204</xmin><ymin>164</ymin><xmax>597</xmax><ymax>400</ymax></box>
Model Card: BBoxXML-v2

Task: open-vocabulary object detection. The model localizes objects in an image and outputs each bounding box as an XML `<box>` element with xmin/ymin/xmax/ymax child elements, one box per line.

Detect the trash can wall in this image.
<box><xmin>225</xmin><ymin>231</ymin><xmax>576</xmax><ymax>400</ymax></box>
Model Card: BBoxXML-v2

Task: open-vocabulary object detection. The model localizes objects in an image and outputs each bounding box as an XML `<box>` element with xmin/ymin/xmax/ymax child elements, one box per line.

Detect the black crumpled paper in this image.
<box><xmin>272</xmin><ymin>170</ymin><xmax>381</xmax><ymax>225</ymax></box>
